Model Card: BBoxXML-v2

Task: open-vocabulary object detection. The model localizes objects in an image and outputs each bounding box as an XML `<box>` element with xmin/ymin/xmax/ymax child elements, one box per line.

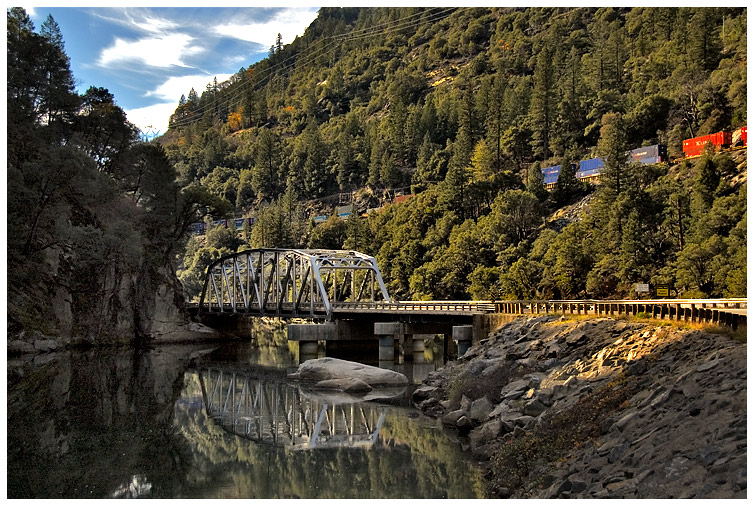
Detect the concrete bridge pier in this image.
<box><xmin>299</xmin><ymin>340</ymin><xmax>319</xmax><ymax>361</ymax></box>
<box><xmin>289</xmin><ymin>320</ymin><xmax>379</xmax><ymax>362</ymax></box>
<box><xmin>412</xmin><ymin>334</ymin><xmax>433</xmax><ymax>364</ymax></box>
<box><xmin>375</xmin><ymin>322</ymin><xmax>405</xmax><ymax>362</ymax></box>
<box><xmin>453</xmin><ymin>325</ymin><xmax>473</xmax><ymax>357</ymax></box>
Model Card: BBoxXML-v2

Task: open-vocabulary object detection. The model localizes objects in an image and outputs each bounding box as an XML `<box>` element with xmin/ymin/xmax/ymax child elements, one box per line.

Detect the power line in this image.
<box><xmin>168</xmin><ymin>7</ymin><xmax>461</xmax><ymax>130</ymax></box>
<box><xmin>169</xmin><ymin>7</ymin><xmax>458</xmax><ymax>129</ymax></box>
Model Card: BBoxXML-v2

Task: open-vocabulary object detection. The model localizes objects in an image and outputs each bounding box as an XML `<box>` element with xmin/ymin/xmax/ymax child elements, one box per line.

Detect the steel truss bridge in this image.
<box><xmin>195</xmin><ymin>367</ymin><xmax>389</xmax><ymax>450</ymax></box>
<box><xmin>197</xmin><ymin>248</ymin><xmax>498</xmax><ymax>322</ymax></box>
<box><xmin>199</xmin><ymin>249</ymin><xmax>394</xmax><ymax>319</ymax></box>
<box><xmin>196</xmin><ymin>248</ymin><xmax>745</xmax><ymax>328</ymax></box>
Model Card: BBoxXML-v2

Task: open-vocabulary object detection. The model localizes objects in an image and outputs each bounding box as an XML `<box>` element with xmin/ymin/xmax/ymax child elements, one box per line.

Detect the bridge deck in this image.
<box><xmin>189</xmin><ymin>298</ymin><xmax>745</xmax><ymax>328</ymax></box>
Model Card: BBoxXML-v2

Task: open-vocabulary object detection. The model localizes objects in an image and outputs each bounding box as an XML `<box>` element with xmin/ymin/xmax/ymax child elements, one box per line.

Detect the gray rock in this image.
<box><xmin>545</xmin><ymin>479</ymin><xmax>571</xmax><ymax>498</ymax></box>
<box><xmin>736</xmin><ymin>470</ymin><xmax>747</xmax><ymax>490</ymax></box>
<box><xmin>696</xmin><ymin>359</ymin><xmax>721</xmax><ymax>372</ymax></box>
<box><xmin>460</xmin><ymin>395</ymin><xmax>472</xmax><ymax>412</ymax></box>
<box><xmin>456</xmin><ymin>415</ymin><xmax>474</xmax><ymax>431</ymax></box>
<box><xmin>607</xmin><ymin>441</ymin><xmax>629</xmax><ymax>464</ymax></box>
<box><xmin>527</xmin><ymin>373</ymin><xmax>545</xmax><ymax>388</ymax></box>
<box><xmin>8</xmin><ymin>340</ymin><xmax>36</xmax><ymax>355</ymax></box>
<box><xmin>418</xmin><ymin>398</ymin><xmax>444</xmax><ymax>417</ymax></box>
<box><xmin>499</xmin><ymin>417</ymin><xmax>516</xmax><ymax>433</ymax></box>
<box><xmin>288</xmin><ymin>358</ymin><xmax>408</xmax><ymax>386</ymax></box>
<box><xmin>566</xmin><ymin>333</ymin><xmax>588</xmax><ymax>346</ymax></box>
<box><xmin>313</xmin><ymin>377</ymin><xmax>372</xmax><ymax>393</ymax></box>
<box><xmin>536</xmin><ymin>388</ymin><xmax>555</xmax><ymax>406</ymax></box>
<box><xmin>514</xmin><ymin>415</ymin><xmax>535</xmax><ymax>428</ymax></box>
<box><xmin>489</xmin><ymin>401</ymin><xmax>512</xmax><ymax>418</ymax></box>
<box><xmin>600</xmin><ymin>416</ymin><xmax>617</xmax><ymax>434</ymax></box>
<box><xmin>570</xmin><ymin>479</ymin><xmax>588</xmax><ymax>494</ymax></box>
<box><xmin>612</xmin><ymin>411</ymin><xmax>638</xmax><ymax>432</ymax></box>
<box><xmin>470</xmin><ymin>396</ymin><xmax>493</xmax><ymax>422</ymax></box>
<box><xmin>34</xmin><ymin>339</ymin><xmax>59</xmax><ymax>353</ymax></box>
<box><xmin>523</xmin><ymin>398</ymin><xmax>547</xmax><ymax>417</ymax></box>
<box><xmin>411</xmin><ymin>385</ymin><xmax>439</xmax><ymax>403</ymax></box>
<box><xmin>441</xmin><ymin>409</ymin><xmax>468</xmax><ymax>426</ymax></box>
<box><xmin>501</xmin><ymin>378</ymin><xmax>529</xmax><ymax>399</ymax></box>
<box><xmin>698</xmin><ymin>445</ymin><xmax>720</xmax><ymax>467</ymax></box>
<box><xmin>469</xmin><ymin>419</ymin><xmax>503</xmax><ymax>448</ymax></box>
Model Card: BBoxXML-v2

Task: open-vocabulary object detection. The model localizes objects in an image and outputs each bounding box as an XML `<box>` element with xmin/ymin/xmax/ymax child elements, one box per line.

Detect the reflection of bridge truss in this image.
<box><xmin>199</xmin><ymin>249</ymin><xmax>391</xmax><ymax>319</ymax></box>
<box><xmin>196</xmin><ymin>368</ymin><xmax>386</xmax><ymax>450</ymax></box>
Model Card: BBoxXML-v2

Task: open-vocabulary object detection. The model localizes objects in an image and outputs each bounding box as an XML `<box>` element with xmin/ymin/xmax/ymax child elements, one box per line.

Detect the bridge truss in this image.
<box><xmin>199</xmin><ymin>249</ymin><xmax>391</xmax><ymax>318</ymax></box>
<box><xmin>196</xmin><ymin>368</ymin><xmax>387</xmax><ymax>450</ymax></box>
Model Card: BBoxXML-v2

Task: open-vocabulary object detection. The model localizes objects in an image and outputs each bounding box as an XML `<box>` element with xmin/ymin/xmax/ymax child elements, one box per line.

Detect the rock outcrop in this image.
<box><xmin>413</xmin><ymin>316</ymin><xmax>746</xmax><ymax>499</ymax></box>
<box><xmin>8</xmin><ymin>256</ymin><xmax>221</xmax><ymax>354</ymax></box>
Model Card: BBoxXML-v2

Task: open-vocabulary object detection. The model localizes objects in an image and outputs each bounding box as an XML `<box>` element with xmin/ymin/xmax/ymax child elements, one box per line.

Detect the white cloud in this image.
<box><xmin>146</xmin><ymin>73</ymin><xmax>233</xmax><ymax>102</ymax></box>
<box><xmin>214</xmin><ymin>8</ymin><xmax>318</xmax><ymax>47</ymax></box>
<box><xmin>125</xmin><ymin>102</ymin><xmax>177</xmax><ymax>136</ymax></box>
<box><xmin>89</xmin><ymin>8</ymin><xmax>177</xmax><ymax>36</ymax></box>
<box><xmin>98</xmin><ymin>33</ymin><xmax>204</xmax><ymax>69</ymax></box>
<box><xmin>129</xmin><ymin>72</ymin><xmax>232</xmax><ymax>133</ymax></box>
<box><xmin>132</xmin><ymin>15</ymin><xmax>179</xmax><ymax>34</ymax></box>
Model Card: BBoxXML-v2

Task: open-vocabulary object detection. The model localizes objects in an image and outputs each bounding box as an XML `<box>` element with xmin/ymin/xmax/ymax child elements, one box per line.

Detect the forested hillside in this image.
<box><xmin>160</xmin><ymin>6</ymin><xmax>747</xmax><ymax>301</ymax></box>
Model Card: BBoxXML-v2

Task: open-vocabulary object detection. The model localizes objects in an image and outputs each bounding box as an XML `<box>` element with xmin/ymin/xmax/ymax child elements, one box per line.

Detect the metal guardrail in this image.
<box><xmin>192</xmin><ymin>297</ymin><xmax>746</xmax><ymax>328</ymax></box>
<box><xmin>492</xmin><ymin>299</ymin><xmax>746</xmax><ymax>329</ymax></box>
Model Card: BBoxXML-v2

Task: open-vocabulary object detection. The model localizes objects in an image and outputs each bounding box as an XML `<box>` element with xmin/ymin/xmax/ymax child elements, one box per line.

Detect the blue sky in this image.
<box><xmin>21</xmin><ymin>4</ymin><xmax>320</xmax><ymax>136</ymax></box>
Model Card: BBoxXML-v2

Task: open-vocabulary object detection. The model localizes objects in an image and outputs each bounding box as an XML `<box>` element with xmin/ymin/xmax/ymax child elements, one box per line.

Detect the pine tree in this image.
<box><xmin>529</xmin><ymin>45</ymin><xmax>555</xmax><ymax>160</ymax></box>
<box><xmin>526</xmin><ymin>161</ymin><xmax>548</xmax><ymax>202</ymax></box>
<box><xmin>553</xmin><ymin>155</ymin><xmax>580</xmax><ymax>206</ymax></box>
<box><xmin>597</xmin><ymin>112</ymin><xmax>628</xmax><ymax>196</ymax></box>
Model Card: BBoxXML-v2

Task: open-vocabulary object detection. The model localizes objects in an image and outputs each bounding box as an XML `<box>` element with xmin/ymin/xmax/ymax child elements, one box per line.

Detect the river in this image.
<box><xmin>7</xmin><ymin>328</ymin><xmax>486</xmax><ymax>499</ymax></box>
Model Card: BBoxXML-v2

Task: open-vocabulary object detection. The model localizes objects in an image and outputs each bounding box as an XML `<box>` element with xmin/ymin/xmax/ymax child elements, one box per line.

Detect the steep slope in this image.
<box><xmin>413</xmin><ymin>316</ymin><xmax>746</xmax><ymax>498</ymax></box>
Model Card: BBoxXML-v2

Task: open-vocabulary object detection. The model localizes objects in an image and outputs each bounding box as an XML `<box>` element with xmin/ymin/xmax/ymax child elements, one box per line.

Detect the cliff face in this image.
<box><xmin>413</xmin><ymin>316</ymin><xmax>747</xmax><ymax>499</ymax></box>
<box><xmin>8</xmin><ymin>252</ymin><xmax>218</xmax><ymax>355</ymax></box>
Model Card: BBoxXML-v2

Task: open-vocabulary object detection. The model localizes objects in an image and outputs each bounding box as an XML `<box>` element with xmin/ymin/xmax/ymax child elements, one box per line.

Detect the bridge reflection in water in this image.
<box><xmin>195</xmin><ymin>367</ymin><xmax>398</xmax><ymax>450</ymax></box>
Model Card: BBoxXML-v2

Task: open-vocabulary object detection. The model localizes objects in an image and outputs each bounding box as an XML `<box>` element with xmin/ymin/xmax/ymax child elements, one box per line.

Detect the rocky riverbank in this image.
<box><xmin>412</xmin><ymin>315</ymin><xmax>747</xmax><ymax>499</ymax></box>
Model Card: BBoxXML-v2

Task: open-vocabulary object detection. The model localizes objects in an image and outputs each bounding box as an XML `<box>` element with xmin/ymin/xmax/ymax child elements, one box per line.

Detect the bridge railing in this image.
<box><xmin>332</xmin><ymin>300</ymin><xmax>497</xmax><ymax>313</ymax></box>
<box><xmin>492</xmin><ymin>298</ymin><xmax>746</xmax><ymax>329</ymax></box>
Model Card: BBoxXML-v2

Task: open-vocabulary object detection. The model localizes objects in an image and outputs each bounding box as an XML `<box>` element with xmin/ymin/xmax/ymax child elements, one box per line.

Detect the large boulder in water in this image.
<box><xmin>288</xmin><ymin>358</ymin><xmax>409</xmax><ymax>387</ymax></box>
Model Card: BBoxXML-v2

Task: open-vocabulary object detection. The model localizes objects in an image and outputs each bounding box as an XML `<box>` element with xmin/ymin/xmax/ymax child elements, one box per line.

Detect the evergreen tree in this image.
<box><xmin>552</xmin><ymin>155</ymin><xmax>580</xmax><ymax>206</ymax></box>
<box><xmin>529</xmin><ymin>45</ymin><xmax>556</xmax><ymax>160</ymax></box>
<box><xmin>597</xmin><ymin>112</ymin><xmax>628</xmax><ymax>196</ymax></box>
<box><xmin>525</xmin><ymin>161</ymin><xmax>548</xmax><ymax>202</ymax></box>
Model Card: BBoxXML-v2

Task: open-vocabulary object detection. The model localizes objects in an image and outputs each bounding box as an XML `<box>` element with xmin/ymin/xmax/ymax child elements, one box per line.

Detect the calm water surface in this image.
<box><xmin>7</xmin><ymin>335</ymin><xmax>485</xmax><ymax>498</ymax></box>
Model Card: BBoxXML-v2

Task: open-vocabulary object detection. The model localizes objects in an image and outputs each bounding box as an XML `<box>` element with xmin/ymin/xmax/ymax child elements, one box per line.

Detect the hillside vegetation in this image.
<box><xmin>7</xmin><ymin>9</ymin><xmax>227</xmax><ymax>344</ymax></box>
<box><xmin>161</xmin><ymin>7</ymin><xmax>746</xmax><ymax>301</ymax></box>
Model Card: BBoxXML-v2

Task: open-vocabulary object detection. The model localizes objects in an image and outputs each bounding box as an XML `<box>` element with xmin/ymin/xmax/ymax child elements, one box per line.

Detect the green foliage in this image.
<box><xmin>8</xmin><ymin>10</ymin><xmax>221</xmax><ymax>340</ymax></box>
<box><xmin>156</xmin><ymin>6</ymin><xmax>745</xmax><ymax>302</ymax></box>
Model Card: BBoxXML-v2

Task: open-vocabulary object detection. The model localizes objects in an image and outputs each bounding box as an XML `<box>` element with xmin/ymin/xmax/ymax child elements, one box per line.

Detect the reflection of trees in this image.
<box><xmin>7</xmin><ymin>347</ymin><xmax>204</xmax><ymax>498</ymax></box>
<box><xmin>171</xmin><ymin>372</ymin><xmax>485</xmax><ymax>498</ymax></box>
<box><xmin>382</xmin><ymin>416</ymin><xmax>487</xmax><ymax>498</ymax></box>
<box><xmin>9</xmin><ymin>346</ymin><xmax>485</xmax><ymax>499</ymax></box>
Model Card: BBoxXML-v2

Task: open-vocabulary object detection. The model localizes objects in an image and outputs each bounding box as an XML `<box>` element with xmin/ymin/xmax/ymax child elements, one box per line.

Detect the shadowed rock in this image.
<box><xmin>288</xmin><ymin>357</ymin><xmax>409</xmax><ymax>388</ymax></box>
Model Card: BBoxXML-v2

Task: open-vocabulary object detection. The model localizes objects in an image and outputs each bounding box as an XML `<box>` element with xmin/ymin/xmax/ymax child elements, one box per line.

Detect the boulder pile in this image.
<box><xmin>413</xmin><ymin>315</ymin><xmax>746</xmax><ymax>499</ymax></box>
